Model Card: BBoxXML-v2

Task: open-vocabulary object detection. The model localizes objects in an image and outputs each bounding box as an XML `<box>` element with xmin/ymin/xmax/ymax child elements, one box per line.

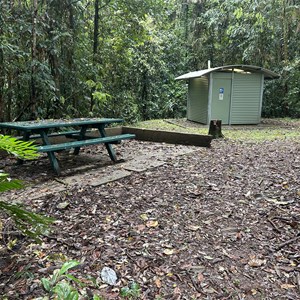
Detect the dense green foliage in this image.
<box><xmin>0</xmin><ymin>0</ymin><xmax>299</xmax><ymax>122</ymax></box>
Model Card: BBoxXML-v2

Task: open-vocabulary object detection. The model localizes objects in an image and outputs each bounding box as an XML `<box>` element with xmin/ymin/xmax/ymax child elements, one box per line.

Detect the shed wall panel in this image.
<box><xmin>212</xmin><ymin>72</ymin><xmax>232</xmax><ymax>79</ymax></box>
<box><xmin>187</xmin><ymin>77</ymin><xmax>208</xmax><ymax>123</ymax></box>
<box><xmin>230</xmin><ymin>73</ymin><xmax>262</xmax><ymax>124</ymax></box>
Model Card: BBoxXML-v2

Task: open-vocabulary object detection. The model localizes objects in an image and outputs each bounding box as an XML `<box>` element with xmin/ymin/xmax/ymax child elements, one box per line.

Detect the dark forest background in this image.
<box><xmin>0</xmin><ymin>0</ymin><xmax>299</xmax><ymax>123</ymax></box>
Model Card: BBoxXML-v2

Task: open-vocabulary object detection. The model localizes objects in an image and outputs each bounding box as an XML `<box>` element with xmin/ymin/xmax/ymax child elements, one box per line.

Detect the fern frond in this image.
<box><xmin>0</xmin><ymin>172</ymin><xmax>23</xmax><ymax>192</ymax></box>
<box><xmin>0</xmin><ymin>201</ymin><xmax>54</xmax><ymax>241</ymax></box>
<box><xmin>0</xmin><ymin>135</ymin><xmax>39</xmax><ymax>160</ymax></box>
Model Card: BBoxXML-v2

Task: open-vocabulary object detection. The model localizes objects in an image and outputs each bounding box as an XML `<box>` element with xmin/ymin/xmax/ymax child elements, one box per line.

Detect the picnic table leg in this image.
<box><xmin>40</xmin><ymin>131</ymin><xmax>61</xmax><ymax>175</ymax></box>
<box><xmin>73</xmin><ymin>126</ymin><xmax>87</xmax><ymax>155</ymax></box>
<box><xmin>17</xmin><ymin>132</ymin><xmax>31</xmax><ymax>165</ymax></box>
<box><xmin>97</xmin><ymin>125</ymin><xmax>117</xmax><ymax>162</ymax></box>
<box><xmin>47</xmin><ymin>151</ymin><xmax>61</xmax><ymax>175</ymax></box>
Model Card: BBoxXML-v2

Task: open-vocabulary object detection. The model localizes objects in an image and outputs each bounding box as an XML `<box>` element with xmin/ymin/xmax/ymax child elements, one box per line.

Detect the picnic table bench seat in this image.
<box><xmin>37</xmin><ymin>134</ymin><xmax>135</xmax><ymax>152</ymax></box>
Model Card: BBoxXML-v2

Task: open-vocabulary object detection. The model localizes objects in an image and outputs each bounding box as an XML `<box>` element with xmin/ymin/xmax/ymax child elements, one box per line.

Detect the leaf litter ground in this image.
<box><xmin>1</xmin><ymin>125</ymin><xmax>300</xmax><ymax>299</ymax></box>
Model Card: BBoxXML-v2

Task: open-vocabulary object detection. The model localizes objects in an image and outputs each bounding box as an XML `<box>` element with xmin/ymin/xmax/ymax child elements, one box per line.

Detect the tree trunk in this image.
<box><xmin>0</xmin><ymin>1</ymin><xmax>5</xmax><ymax>122</ymax></box>
<box><xmin>68</xmin><ymin>0</ymin><xmax>78</xmax><ymax>110</ymax></box>
<box><xmin>208</xmin><ymin>120</ymin><xmax>224</xmax><ymax>139</ymax></box>
<box><xmin>282</xmin><ymin>0</ymin><xmax>289</xmax><ymax>62</ymax></box>
<box><xmin>90</xmin><ymin>0</ymin><xmax>100</xmax><ymax>112</ymax></box>
<box><xmin>93</xmin><ymin>0</ymin><xmax>100</xmax><ymax>59</ymax></box>
<box><xmin>0</xmin><ymin>40</ymin><xmax>4</xmax><ymax>122</ymax></box>
<box><xmin>30</xmin><ymin>0</ymin><xmax>38</xmax><ymax>119</ymax></box>
<box><xmin>6</xmin><ymin>74</ymin><xmax>12</xmax><ymax>122</ymax></box>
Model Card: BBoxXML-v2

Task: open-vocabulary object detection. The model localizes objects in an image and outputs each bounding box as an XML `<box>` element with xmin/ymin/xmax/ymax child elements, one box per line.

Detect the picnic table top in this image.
<box><xmin>0</xmin><ymin>118</ymin><xmax>124</xmax><ymax>131</ymax></box>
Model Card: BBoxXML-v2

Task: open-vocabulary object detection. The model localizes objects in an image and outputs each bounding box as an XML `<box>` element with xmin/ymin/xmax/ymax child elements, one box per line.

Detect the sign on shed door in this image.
<box><xmin>211</xmin><ymin>79</ymin><xmax>231</xmax><ymax>124</ymax></box>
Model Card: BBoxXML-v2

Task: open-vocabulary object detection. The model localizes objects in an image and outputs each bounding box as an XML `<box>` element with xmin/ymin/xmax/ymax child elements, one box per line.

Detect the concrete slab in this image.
<box><xmin>88</xmin><ymin>169</ymin><xmax>132</xmax><ymax>187</ymax></box>
<box><xmin>122</xmin><ymin>159</ymin><xmax>166</xmax><ymax>172</ymax></box>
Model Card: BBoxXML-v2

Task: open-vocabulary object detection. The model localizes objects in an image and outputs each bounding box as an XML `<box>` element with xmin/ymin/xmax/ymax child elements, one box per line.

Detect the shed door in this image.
<box><xmin>211</xmin><ymin>79</ymin><xmax>231</xmax><ymax>124</ymax></box>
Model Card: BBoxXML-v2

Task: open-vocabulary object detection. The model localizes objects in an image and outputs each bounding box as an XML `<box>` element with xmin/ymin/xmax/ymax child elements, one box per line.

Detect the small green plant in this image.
<box><xmin>233</xmin><ymin>278</ymin><xmax>240</xmax><ymax>287</ymax></box>
<box><xmin>92</xmin><ymin>295</ymin><xmax>103</xmax><ymax>300</ymax></box>
<box><xmin>41</xmin><ymin>260</ymin><xmax>82</xmax><ymax>299</ymax></box>
<box><xmin>120</xmin><ymin>282</ymin><xmax>141</xmax><ymax>299</ymax></box>
<box><xmin>39</xmin><ymin>260</ymin><xmax>103</xmax><ymax>300</ymax></box>
<box><xmin>14</xmin><ymin>263</ymin><xmax>35</xmax><ymax>280</ymax></box>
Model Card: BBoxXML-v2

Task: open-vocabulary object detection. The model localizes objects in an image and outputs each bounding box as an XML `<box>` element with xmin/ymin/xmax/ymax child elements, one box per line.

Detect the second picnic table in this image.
<box><xmin>0</xmin><ymin>118</ymin><xmax>135</xmax><ymax>175</ymax></box>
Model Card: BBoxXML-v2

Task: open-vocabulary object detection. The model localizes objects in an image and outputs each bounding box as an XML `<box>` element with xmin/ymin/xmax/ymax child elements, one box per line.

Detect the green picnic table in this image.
<box><xmin>0</xmin><ymin>118</ymin><xmax>135</xmax><ymax>175</ymax></box>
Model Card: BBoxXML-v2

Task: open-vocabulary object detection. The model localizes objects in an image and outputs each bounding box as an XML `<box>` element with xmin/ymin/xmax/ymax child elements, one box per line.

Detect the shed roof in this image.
<box><xmin>175</xmin><ymin>64</ymin><xmax>280</xmax><ymax>80</ymax></box>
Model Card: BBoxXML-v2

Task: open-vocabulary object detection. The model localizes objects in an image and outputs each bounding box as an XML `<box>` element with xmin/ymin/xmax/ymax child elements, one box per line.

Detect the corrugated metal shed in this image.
<box><xmin>176</xmin><ymin>65</ymin><xmax>279</xmax><ymax>125</ymax></box>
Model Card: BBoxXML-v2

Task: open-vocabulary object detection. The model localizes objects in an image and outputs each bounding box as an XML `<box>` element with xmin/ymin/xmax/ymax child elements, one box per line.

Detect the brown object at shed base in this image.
<box><xmin>208</xmin><ymin>120</ymin><xmax>224</xmax><ymax>139</ymax></box>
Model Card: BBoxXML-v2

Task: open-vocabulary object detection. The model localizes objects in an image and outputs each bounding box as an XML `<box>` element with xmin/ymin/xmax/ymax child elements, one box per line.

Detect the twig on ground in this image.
<box><xmin>297</xmin><ymin>273</ymin><xmax>300</xmax><ymax>293</ymax></box>
<box><xmin>54</xmin><ymin>178</ymin><xmax>68</xmax><ymax>185</ymax></box>
<box><xmin>275</xmin><ymin>235</ymin><xmax>300</xmax><ymax>251</ymax></box>
<box><xmin>188</xmin><ymin>272</ymin><xmax>202</xmax><ymax>293</ymax></box>
<box><xmin>267</xmin><ymin>218</ymin><xmax>281</xmax><ymax>233</ymax></box>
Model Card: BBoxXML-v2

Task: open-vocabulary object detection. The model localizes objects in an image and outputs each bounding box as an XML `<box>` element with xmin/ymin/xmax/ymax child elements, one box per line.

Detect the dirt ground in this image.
<box><xmin>1</xmin><ymin>121</ymin><xmax>300</xmax><ymax>299</ymax></box>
